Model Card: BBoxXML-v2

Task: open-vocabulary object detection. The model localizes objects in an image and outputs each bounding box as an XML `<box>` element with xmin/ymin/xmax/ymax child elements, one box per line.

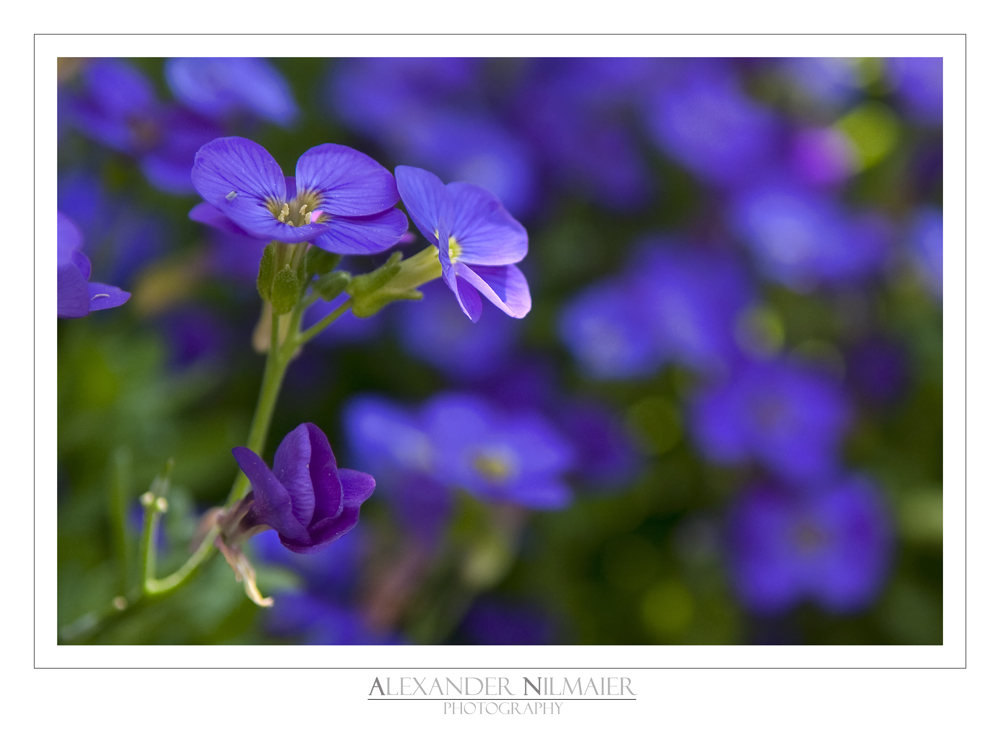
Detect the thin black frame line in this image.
<box><xmin>38</xmin><ymin>34</ymin><xmax>966</xmax><ymax>670</ymax></box>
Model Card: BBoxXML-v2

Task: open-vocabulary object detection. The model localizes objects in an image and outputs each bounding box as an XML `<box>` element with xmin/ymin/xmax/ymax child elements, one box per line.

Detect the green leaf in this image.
<box><xmin>305</xmin><ymin>247</ymin><xmax>341</xmax><ymax>277</ymax></box>
<box><xmin>314</xmin><ymin>270</ymin><xmax>352</xmax><ymax>301</ymax></box>
<box><xmin>270</xmin><ymin>264</ymin><xmax>300</xmax><ymax>315</ymax></box>
<box><xmin>256</xmin><ymin>243</ymin><xmax>277</xmax><ymax>302</ymax></box>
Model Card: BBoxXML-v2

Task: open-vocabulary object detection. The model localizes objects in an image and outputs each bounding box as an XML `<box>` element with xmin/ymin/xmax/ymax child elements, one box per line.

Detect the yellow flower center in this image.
<box><xmin>266</xmin><ymin>190</ymin><xmax>323</xmax><ymax>227</ymax></box>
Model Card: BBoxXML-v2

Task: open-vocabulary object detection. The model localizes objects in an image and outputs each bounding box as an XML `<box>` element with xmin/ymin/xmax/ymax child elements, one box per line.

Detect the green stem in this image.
<box><xmin>297</xmin><ymin>298</ymin><xmax>351</xmax><ymax>345</ymax></box>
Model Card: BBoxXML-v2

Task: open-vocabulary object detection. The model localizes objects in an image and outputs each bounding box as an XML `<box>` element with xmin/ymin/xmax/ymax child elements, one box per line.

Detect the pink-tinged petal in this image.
<box><xmin>192</xmin><ymin>137</ymin><xmax>330</xmax><ymax>242</ymax></box>
<box><xmin>284</xmin><ymin>508</ymin><xmax>361</xmax><ymax>554</ymax></box>
<box><xmin>232</xmin><ymin>447</ymin><xmax>311</xmax><ymax>545</ymax></box>
<box><xmin>395</xmin><ymin>165</ymin><xmax>452</xmax><ymax>245</ymax></box>
<box><xmin>311</xmin><ymin>207</ymin><xmax>409</xmax><ymax>255</ymax></box>
<box><xmin>303</xmin><ymin>423</ymin><xmax>344</xmax><ymax>523</ymax></box>
<box><xmin>189</xmin><ymin>202</ymin><xmax>253</xmax><ymax>237</ymax></box>
<box><xmin>454</xmin><ymin>263</ymin><xmax>531</xmax><ymax>319</ymax></box>
<box><xmin>337</xmin><ymin>469</ymin><xmax>375</xmax><ymax>508</ymax></box>
<box><xmin>296</xmin><ymin>143</ymin><xmax>399</xmax><ymax>217</ymax></box>
<box><xmin>271</xmin><ymin>424</ymin><xmax>317</xmax><ymax>527</ymax></box>
<box><xmin>87</xmin><ymin>283</ymin><xmax>131</xmax><ymax>311</ymax></box>
<box><xmin>446</xmin><ymin>181</ymin><xmax>528</xmax><ymax>265</ymax></box>
<box><xmin>57</xmin><ymin>263</ymin><xmax>90</xmax><ymax>318</ymax></box>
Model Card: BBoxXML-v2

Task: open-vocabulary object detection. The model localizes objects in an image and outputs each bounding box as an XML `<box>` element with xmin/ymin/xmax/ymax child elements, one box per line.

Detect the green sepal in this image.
<box><xmin>345</xmin><ymin>251</ymin><xmax>403</xmax><ymax>299</ymax></box>
<box><xmin>305</xmin><ymin>247</ymin><xmax>342</xmax><ymax>277</ymax></box>
<box><xmin>270</xmin><ymin>264</ymin><xmax>300</xmax><ymax>315</ymax></box>
<box><xmin>256</xmin><ymin>243</ymin><xmax>278</xmax><ymax>302</ymax></box>
<box><xmin>314</xmin><ymin>270</ymin><xmax>352</xmax><ymax>301</ymax></box>
<box><xmin>351</xmin><ymin>288</ymin><xmax>423</xmax><ymax>319</ymax></box>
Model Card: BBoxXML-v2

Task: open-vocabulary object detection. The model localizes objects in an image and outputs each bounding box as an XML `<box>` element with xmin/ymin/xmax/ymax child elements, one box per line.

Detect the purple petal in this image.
<box><xmin>189</xmin><ymin>202</ymin><xmax>253</xmax><ymax>237</ymax></box>
<box><xmin>57</xmin><ymin>212</ymin><xmax>83</xmax><ymax>263</ymax></box>
<box><xmin>394</xmin><ymin>165</ymin><xmax>452</xmax><ymax>245</ymax></box>
<box><xmin>337</xmin><ymin>469</ymin><xmax>376</xmax><ymax>508</ymax></box>
<box><xmin>71</xmin><ymin>250</ymin><xmax>92</xmax><ymax>282</ymax></box>
<box><xmin>192</xmin><ymin>137</ymin><xmax>329</xmax><ymax>242</ymax></box>
<box><xmin>296</xmin><ymin>144</ymin><xmax>399</xmax><ymax>217</ymax></box>
<box><xmin>87</xmin><ymin>282</ymin><xmax>131</xmax><ymax>312</ymax></box>
<box><xmin>454</xmin><ymin>263</ymin><xmax>531</xmax><ymax>319</ymax></box>
<box><xmin>312</xmin><ymin>207</ymin><xmax>409</xmax><ymax>255</ymax></box>
<box><xmin>232</xmin><ymin>447</ymin><xmax>311</xmax><ymax>544</ymax></box>
<box><xmin>505</xmin><ymin>480</ymin><xmax>573</xmax><ymax>510</ymax></box>
<box><xmin>303</xmin><ymin>423</ymin><xmax>344</xmax><ymax>523</ymax></box>
<box><xmin>452</xmin><ymin>273</ymin><xmax>484</xmax><ymax>323</ymax></box>
<box><xmin>446</xmin><ymin>181</ymin><xmax>527</xmax><ymax>265</ymax></box>
<box><xmin>57</xmin><ymin>263</ymin><xmax>90</xmax><ymax>318</ymax></box>
<box><xmin>271</xmin><ymin>425</ymin><xmax>317</xmax><ymax>527</ymax></box>
<box><xmin>284</xmin><ymin>508</ymin><xmax>361</xmax><ymax>554</ymax></box>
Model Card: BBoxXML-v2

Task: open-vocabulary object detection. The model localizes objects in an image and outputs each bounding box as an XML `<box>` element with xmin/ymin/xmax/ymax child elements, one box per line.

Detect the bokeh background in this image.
<box><xmin>57</xmin><ymin>57</ymin><xmax>943</xmax><ymax>645</ymax></box>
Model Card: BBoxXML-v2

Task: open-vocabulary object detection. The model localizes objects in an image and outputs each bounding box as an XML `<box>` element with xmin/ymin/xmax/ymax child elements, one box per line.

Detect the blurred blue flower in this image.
<box><xmin>191</xmin><ymin>136</ymin><xmax>407</xmax><ymax>255</ymax></box>
<box><xmin>845</xmin><ymin>337</ymin><xmax>911</xmax><ymax>407</ymax></box>
<box><xmin>250</xmin><ymin>528</ymin><xmax>399</xmax><ymax>644</ymax></box>
<box><xmin>395</xmin><ymin>165</ymin><xmax>531</xmax><ymax>322</ymax></box>
<box><xmin>165</xmin><ymin>57</ymin><xmax>299</xmax><ymax>128</ymax></box>
<box><xmin>629</xmin><ymin>239</ymin><xmax>756</xmax><ymax>373</ymax></box>
<box><xmin>689</xmin><ymin>358</ymin><xmax>852</xmax><ymax>483</ymax></box>
<box><xmin>788</xmin><ymin>127</ymin><xmax>859</xmax><ymax>187</ymax></box>
<box><xmin>727</xmin><ymin>477</ymin><xmax>893</xmax><ymax>614</ymax></box>
<box><xmin>57</xmin><ymin>212</ymin><xmax>130</xmax><ymax>318</ymax></box>
<box><xmin>728</xmin><ymin>180</ymin><xmax>891</xmax><ymax>290</ymax></box>
<box><xmin>646</xmin><ymin>63</ymin><xmax>780</xmax><ymax>188</ymax></box>
<box><xmin>509</xmin><ymin>58</ymin><xmax>657</xmax><ymax>211</ymax></box>
<box><xmin>885</xmin><ymin>57</ymin><xmax>943</xmax><ymax>124</ymax></box>
<box><xmin>557</xmin><ymin>400</ymin><xmax>640</xmax><ymax>491</ymax></box>
<box><xmin>302</xmin><ymin>293</ymin><xmax>386</xmax><ymax>346</ymax></box>
<box><xmin>908</xmin><ymin>206</ymin><xmax>943</xmax><ymax>300</ymax></box>
<box><xmin>231</xmin><ymin>423</ymin><xmax>375</xmax><ymax>553</ymax></box>
<box><xmin>394</xmin><ymin>279</ymin><xmax>519</xmax><ymax>379</ymax></box>
<box><xmin>457</xmin><ymin>597</ymin><xmax>561</xmax><ymax>644</ymax></box>
<box><xmin>558</xmin><ymin>277</ymin><xmax>661</xmax><ymax>380</ymax></box>
<box><xmin>780</xmin><ymin>58</ymin><xmax>865</xmax><ymax>111</ymax></box>
<box><xmin>157</xmin><ymin>306</ymin><xmax>232</xmax><ymax>369</ymax></box>
<box><xmin>60</xmin><ymin>59</ymin><xmax>224</xmax><ymax>195</ymax></box>
<box><xmin>423</xmin><ymin>393</ymin><xmax>575</xmax><ymax>509</ymax></box>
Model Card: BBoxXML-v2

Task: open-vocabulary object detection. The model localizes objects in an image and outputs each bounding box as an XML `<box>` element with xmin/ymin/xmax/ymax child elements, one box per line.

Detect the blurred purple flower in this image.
<box><xmin>728</xmin><ymin>180</ymin><xmax>891</xmax><ymax>290</ymax></box>
<box><xmin>780</xmin><ymin>58</ymin><xmax>865</xmax><ymax>111</ymax></box>
<box><xmin>558</xmin><ymin>277</ymin><xmax>661</xmax><ymax>380</ymax></box>
<box><xmin>788</xmin><ymin>127</ymin><xmax>858</xmax><ymax>187</ymax></box>
<box><xmin>394</xmin><ymin>279</ymin><xmax>519</xmax><ymax>379</ymax></box>
<box><xmin>689</xmin><ymin>358</ymin><xmax>852</xmax><ymax>483</ymax></box>
<box><xmin>231</xmin><ymin>423</ymin><xmax>375</xmax><ymax>554</ymax></box>
<box><xmin>727</xmin><ymin>477</ymin><xmax>893</xmax><ymax>614</ymax></box>
<box><xmin>190</xmin><ymin>136</ymin><xmax>407</xmax><ymax>255</ymax></box>
<box><xmin>60</xmin><ymin>59</ymin><xmax>223</xmax><ymax>195</ymax></box>
<box><xmin>57</xmin><ymin>212</ymin><xmax>130</xmax><ymax>318</ymax></box>
<box><xmin>165</xmin><ymin>57</ymin><xmax>299</xmax><ymax>128</ymax></box>
<box><xmin>302</xmin><ymin>293</ymin><xmax>385</xmax><ymax>346</ymax></box>
<box><xmin>908</xmin><ymin>207</ymin><xmax>943</xmax><ymax>300</ymax></box>
<box><xmin>157</xmin><ymin>306</ymin><xmax>232</xmax><ymax>369</ymax></box>
<box><xmin>885</xmin><ymin>57</ymin><xmax>943</xmax><ymax>124</ymax></box>
<box><xmin>646</xmin><ymin>63</ymin><xmax>780</xmax><ymax>188</ymax></box>
<box><xmin>423</xmin><ymin>393</ymin><xmax>575</xmax><ymax>509</ymax></box>
<box><xmin>557</xmin><ymin>400</ymin><xmax>640</xmax><ymax>491</ymax></box>
<box><xmin>629</xmin><ymin>239</ymin><xmax>756</xmax><ymax>373</ymax></box>
<box><xmin>458</xmin><ymin>598</ymin><xmax>561</xmax><ymax>644</ymax></box>
<box><xmin>395</xmin><ymin>165</ymin><xmax>531</xmax><ymax>322</ymax></box>
<box><xmin>846</xmin><ymin>338</ymin><xmax>911</xmax><ymax>407</ymax></box>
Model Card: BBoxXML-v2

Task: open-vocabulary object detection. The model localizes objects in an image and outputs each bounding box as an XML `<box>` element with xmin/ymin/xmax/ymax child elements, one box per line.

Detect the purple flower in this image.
<box><xmin>423</xmin><ymin>393</ymin><xmax>575</xmax><ymax>509</ymax></box>
<box><xmin>885</xmin><ymin>57</ymin><xmax>943</xmax><ymax>124</ymax></box>
<box><xmin>629</xmin><ymin>239</ymin><xmax>756</xmax><ymax>373</ymax></box>
<box><xmin>231</xmin><ymin>423</ymin><xmax>375</xmax><ymax>554</ymax></box>
<box><xmin>645</xmin><ymin>63</ymin><xmax>780</xmax><ymax>188</ymax></box>
<box><xmin>558</xmin><ymin>277</ymin><xmax>661</xmax><ymax>380</ymax></box>
<box><xmin>60</xmin><ymin>59</ymin><xmax>223</xmax><ymax>195</ymax></box>
<box><xmin>728</xmin><ymin>180</ymin><xmax>891</xmax><ymax>290</ymax></box>
<box><xmin>727</xmin><ymin>478</ymin><xmax>893</xmax><ymax>614</ymax></box>
<box><xmin>458</xmin><ymin>598</ymin><xmax>561</xmax><ymax>644</ymax></box>
<box><xmin>846</xmin><ymin>338</ymin><xmax>911</xmax><ymax>407</ymax></box>
<box><xmin>57</xmin><ymin>212</ymin><xmax>130</xmax><ymax>318</ymax></box>
<box><xmin>394</xmin><ymin>165</ymin><xmax>531</xmax><ymax>322</ymax></box>
<box><xmin>689</xmin><ymin>358</ymin><xmax>852</xmax><ymax>483</ymax></box>
<box><xmin>165</xmin><ymin>57</ymin><xmax>299</xmax><ymax>128</ymax></box>
<box><xmin>908</xmin><ymin>207</ymin><xmax>943</xmax><ymax>300</ymax></box>
<box><xmin>190</xmin><ymin>136</ymin><xmax>407</xmax><ymax>255</ymax></box>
